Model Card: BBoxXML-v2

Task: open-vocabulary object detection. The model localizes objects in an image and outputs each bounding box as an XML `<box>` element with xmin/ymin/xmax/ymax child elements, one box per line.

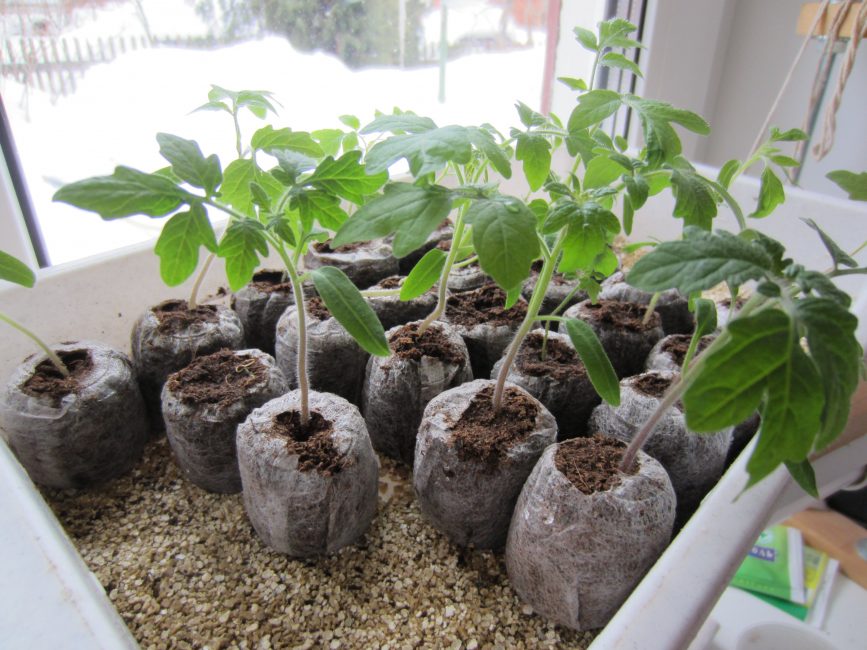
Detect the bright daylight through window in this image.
<box><xmin>1</xmin><ymin>0</ymin><xmax>560</xmax><ymax>266</ymax></box>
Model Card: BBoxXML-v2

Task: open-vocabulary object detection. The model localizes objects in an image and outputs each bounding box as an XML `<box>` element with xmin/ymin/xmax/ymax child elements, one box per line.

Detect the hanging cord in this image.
<box><xmin>813</xmin><ymin>1</ymin><xmax>867</xmax><ymax>159</ymax></box>
<box><xmin>747</xmin><ymin>0</ymin><xmax>832</xmax><ymax>159</ymax></box>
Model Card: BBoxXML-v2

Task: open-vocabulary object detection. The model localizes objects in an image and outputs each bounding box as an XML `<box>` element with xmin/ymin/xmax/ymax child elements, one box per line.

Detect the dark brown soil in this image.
<box><xmin>436</xmin><ymin>239</ymin><xmax>452</xmax><ymax>251</ymax></box>
<box><xmin>248</xmin><ymin>269</ymin><xmax>292</xmax><ymax>294</ymax></box>
<box><xmin>377</xmin><ymin>276</ymin><xmax>403</xmax><ymax>290</ymax></box>
<box><xmin>153</xmin><ymin>299</ymin><xmax>219</xmax><ymax>334</ymax></box>
<box><xmin>555</xmin><ymin>434</ymin><xmax>636</xmax><ymax>495</ymax></box>
<box><xmin>22</xmin><ymin>349</ymin><xmax>93</xmax><ymax>403</ymax></box>
<box><xmin>272</xmin><ymin>411</ymin><xmax>344</xmax><ymax>476</ymax></box>
<box><xmin>631</xmin><ymin>373</ymin><xmax>674</xmax><ymax>399</ymax></box>
<box><xmin>165</xmin><ymin>349</ymin><xmax>269</xmax><ymax>408</ymax></box>
<box><xmin>306</xmin><ymin>297</ymin><xmax>331</xmax><ymax>321</ymax></box>
<box><xmin>446</xmin><ymin>283</ymin><xmax>527</xmax><ymax>328</ymax></box>
<box><xmin>451</xmin><ymin>385</ymin><xmax>539</xmax><ymax>469</ymax></box>
<box><xmin>582</xmin><ymin>300</ymin><xmax>658</xmax><ymax>331</ymax></box>
<box><xmin>659</xmin><ymin>334</ymin><xmax>712</xmax><ymax>367</ymax></box>
<box><xmin>516</xmin><ymin>331</ymin><xmax>586</xmax><ymax>382</ymax></box>
<box><xmin>388</xmin><ymin>323</ymin><xmax>465</xmax><ymax>365</ymax></box>
<box><xmin>313</xmin><ymin>241</ymin><xmax>366</xmax><ymax>254</ymax></box>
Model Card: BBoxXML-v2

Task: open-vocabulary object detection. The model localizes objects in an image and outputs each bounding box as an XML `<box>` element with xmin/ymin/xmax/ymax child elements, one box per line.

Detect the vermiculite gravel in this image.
<box><xmin>41</xmin><ymin>438</ymin><xmax>595</xmax><ymax>649</ymax></box>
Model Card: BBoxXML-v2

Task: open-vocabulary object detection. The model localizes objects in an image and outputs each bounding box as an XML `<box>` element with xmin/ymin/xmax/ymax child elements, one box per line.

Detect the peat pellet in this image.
<box><xmin>274</xmin><ymin>298</ymin><xmax>369</xmax><ymax>406</ymax></box>
<box><xmin>364</xmin><ymin>275</ymin><xmax>436</xmax><ymax>330</ymax></box>
<box><xmin>645</xmin><ymin>334</ymin><xmax>715</xmax><ymax>373</ymax></box>
<box><xmin>236</xmin><ymin>389</ymin><xmax>379</xmax><ymax>556</ymax></box>
<box><xmin>447</xmin><ymin>262</ymin><xmax>488</xmax><ymax>292</ymax></box>
<box><xmin>505</xmin><ymin>436</ymin><xmax>675</xmax><ymax>631</ymax></box>
<box><xmin>0</xmin><ymin>341</ymin><xmax>148</xmax><ymax>489</ymax></box>
<box><xmin>600</xmin><ymin>271</ymin><xmax>693</xmax><ymax>335</ymax></box>
<box><xmin>305</xmin><ymin>239</ymin><xmax>398</xmax><ymax>289</ymax></box>
<box><xmin>491</xmin><ymin>330</ymin><xmax>599</xmax><ymax>440</ymax></box>
<box><xmin>521</xmin><ymin>263</ymin><xmax>587</xmax><ymax>315</ymax></box>
<box><xmin>230</xmin><ymin>269</ymin><xmax>298</xmax><ymax>355</ymax></box>
<box><xmin>131</xmin><ymin>299</ymin><xmax>245</xmax><ymax>431</ymax></box>
<box><xmin>443</xmin><ymin>283</ymin><xmax>528</xmax><ymax>379</ymax></box>
<box><xmin>413</xmin><ymin>379</ymin><xmax>556</xmax><ymax>549</ymax></box>
<box><xmin>396</xmin><ymin>221</ymin><xmax>452</xmax><ymax>275</ymax></box>
<box><xmin>562</xmin><ymin>299</ymin><xmax>663</xmax><ymax>379</ymax></box>
<box><xmin>726</xmin><ymin>412</ymin><xmax>761</xmax><ymax>467</ymax></box>
<box><xmin>363</xmin><ymin>321</ymin><xmax>472</xmax><ymax>464</ymax></box>
<box><xmin>590</xmin><ymin>370</ymin><xmax>732</xmax><ymax>526</ymax></box>
<box><xmin>161</xmin><ymin>349</ymin><xmax>289</xmax><ymax>493</ymax></box>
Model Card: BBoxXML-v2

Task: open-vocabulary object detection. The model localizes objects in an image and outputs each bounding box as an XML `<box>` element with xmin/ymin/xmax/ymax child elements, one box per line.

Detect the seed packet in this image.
<box><xmin>731</xmin><ymin>525</ymin><xmax>806</xmax><ymax>605</ymax></box>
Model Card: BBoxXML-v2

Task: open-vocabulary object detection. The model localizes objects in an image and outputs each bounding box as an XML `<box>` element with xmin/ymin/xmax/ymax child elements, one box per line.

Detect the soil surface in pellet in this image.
<box><xmin>516</xmin><ymin>332</ymin><xmax>586</xmax><ymax>382</ymax></box>
<box><xmin>376</xmin><ymin>276</ymin><xmax>403</xmax><ymax>290</ymax></box>
<box><xmin>529</xmin><ymin>260</ymin><xmax>571</xmax><ymax>286</ymax></box>
<box><xmin>247</xmin><ymin>269</ymin><xmax>293</xmax><ymax>294</ymax></box>
<box><xmin>389</xmin><ymin>323</ymin><xmax>465</xmax><ymax>365</ymax></box>
<box><xmin>631</xmin><ymin>373</ymin><xmax>674</xmax><ymax>399</ymax></box>
<box><xmin>153</xmin><ymin>300</ymin><xmax>219</xmax><ymax>335</ymax></box>
<box><xmin>166</xmin><ymin>350</ymin><xmax>268</xmax><ymax>408</ymax></box>
<box><xmin>22</xmin><ymin>349</ymin><xmax>93</xmax><ymax>403</ymax></box>
<box><xmin>451</xmin><ymin>385</ymin><xmax>539</xmax><ymax>469</ymax></box>
<box><xmin>659</xmin><ymin>335</ymin><xmax>712</xmax><ymax>368</ymax></box>
<box><xmin>446</xmin><ymin>283</ymin><xmax>527</xmax><ymax>328</ymax></box>
<box><xmin>41</xmin><ymin>438</ymin><xmax>594</xmax><ymax>649</ymax></box>
<box><xmin>306</xmin><ymin>297</ymin><xmax>331</xmax><ymax>321</ymax></box>
<box><xmin>582</xmin><ymin>300</ymin><xmax>655</xmax><ymax>332</ymax></box>
<box><xmin>555</xmin><ymin>435</ymin><xmax>636</xmax><ymax>495</ymax></box>
<box><xmin>271</xmin><ymin>410</ymin><xmax>345</xmax><ymax>476</ymax></box>
<box><xmin>313</xmin><ymin>241</ymin><xmax>366</xmax><ymax>254</ymax></box>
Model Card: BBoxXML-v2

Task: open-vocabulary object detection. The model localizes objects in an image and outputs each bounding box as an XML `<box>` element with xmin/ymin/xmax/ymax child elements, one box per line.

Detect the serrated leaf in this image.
<box><xmin>249</xmin><ymin>182</ymin><xmax>271</xmax><ymax>211</ymax></box>
<box><xmin>0</xmin><ymin>250</ymin><xmax>35</xmax><ymax>287</ymax></box>
<box><xmin>556</xmin><ymin>203</ymin><xmax>620</xmax><ymax>274</ymax></box>
<box><xmin>565</xmin><ymin>129</ymin><xmax>596</xmax><ymax>164</ymax></box>
<box><xmin>670</xmin><ymin>166</ymin><xmax>718</xmax><ymax>229</ymax></box>
<box><xmin>785</xmin><ymin>460</ymin><xmax>818</xmax><ymax>498</ymax></box>
<box><xmin>360</xmin><ymin>113</ymin><xmax>437</xmax><ymax>135</ymax></box>
<box><xmin>467</xmin><ymin>126</ymin><xmax>512</xmax><ymax>179</ymax></box>
<box><xmin>622</xmin><ymin>95</ymin><xmax>710</xmax><ymax>165</ymax></box>
<box><xmin>400</xmin><ymin>248</ymin><xmax>446</xmax><ymax>300</ymax></box>
<box><xmin>220</xmin><ymin>159</ymin><xmax>258</xmax><ymax>216</ymax></box>
<box><xmin>194</xmin><ymin>100</ymin><xmax>231</xmax><ymax>115</ymax></box>
<box><xmin>750</xmin><ymin>167</ymin><xmax>785</xmax><ymax>218</ymax></box>
<box><xmin>683</xmin><ymin>309</ymin><xmax>791</xmax><ymax>432</ymax></box>
<box><xmin>217</xmin><ymin>219</ymin><xmax>269</xmax><ymax>291</ymax></box>
<box><xmin>564</xmin><ymin>318</ymin><xmax>620</xmax><ymax>406</ymax></box>
<box><xmin>267</xmin><ymin>213</ymin><xmax>297</xmax><ymax>247</ymax></box>
<box><xmin>235</xmin><ymin>90</ymin><xmax>278</xmax><ymax>119</ymax></box>
<box><xmin>251</xmin><ymin>126</ymin><xmax>324</xmax><ymax>158</ymax></box>
<box><xmin>802</xmin><ymin>218</ymin><xmax>857</xmax><ymax>268</ymax></box>
<box><xmin>308</xmin><ymin>129</ymin><xmax>341</xmax><ymax>158</ymax></box>
<box><xmin>339</xmin><ymin>114</ymin><xmax>360</xmax><ymax>130</ymax></box>
<box><xmin>516</xmin><ymin>101</ymin><xmax>547</xmax><ymax>128</ymax></box>
<box><xmin>365</xmin><ymin>125</ymin><xmax>474</xmax><ymax>177</ymax></box>
<box><xmin>310</xmin><ymin>266</ymin><xmax>389</xmax><ymax>356</ymax></box>
<box><xmin>827</xmin><ymin>170</ymin><xmax>867</xmax><ymax>201</ymax></box>
<box><xmin>624</xmin><ymin>173</ymin><xmax>649</xmax><ymax>210</ymax></box>
<box><xmin>770</xmin><ymin>127</ymin><xmax>807</xmax><ymax>142</ymax></box>
<box><xmin>558</xmin><ymin>76</ymin><xmax>587</xmax><ymax>91</ymax></box>
<box><xmin>53</xmin><ymin>166</ymin><xmax>190</xmax><ymax>219</ymax></box>
<box><xmin>465</xmin><ymin>195</ymin><xmax>539</xmax><ymax>291</ymax></box>
<box><xmin>306</xmin><ymin>151</ymin><xmax>388</xmax><ymax>205</ymax></box>
<box><xmin>515</xmin><ymin>133</ymin><xmax>551</xmax><ymax>191</ymax></box>
<box><xmin>598</xmin><ymin>18</ymin><xmax>642</xmax><ymax>50</ymax></box>
<box><xmin>274</xmin><ymin>150</ymin><xmax>318</xmax><ymax>184</ymax></box>
<box><xmin>584</xmin><ymin>156</ymin><xmax>629</xmax><ymax>190</ymax></box>
<box><xmin>567</xmin><ymin>90</ymin><xmax>622</xmax><ymax>133</ymax></box>
<box><xmin>795</xmin><ymin>297</ymin><xmax>861</xmax><ymax>449</ymax></box>
<box><xmin>333</xmin><ymin>183</ymin><xmax>453</xmax><ymax>258</ymax></box>
<box><xmin>156</xmin><ymin>133</ymin><xmax>222</xmax><ymax>196</ymax></box>
<box><xmin>292</xmin><ymin>189</ymin><xmax>348</xmax><ymax>232</ymax></box>
<box><xmin>154</xmin><ymin>205</ymin><xmax>217</xmax><ymax>286</ymax></box>
<box><xmin>599</xmin><ymin>52</ymin><xmax>643</xmax><ymax>78</ymax></box>
<box><xmin>573</xmin><ymin>26</ymin><xmax>598</xmax><ymax>51</ymax></box>
<box><xmin>718</xmin><ymin>159</ymin><xmax>740</xmax><ymax>189</ymax></box>
<box><xmin>627</xmin><ymin>227</ymin><xmax>772</xmax><ymax>294</ymax></box>
<box><xmin>796</xmin><ymin>270</ymin><xmax>852</xmax><ymax>307</ymax></box>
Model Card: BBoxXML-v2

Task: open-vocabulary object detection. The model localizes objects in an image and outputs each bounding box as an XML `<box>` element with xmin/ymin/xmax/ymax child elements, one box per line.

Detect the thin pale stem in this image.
<box><xmin>452</xmin><ymin>255</ymin><xmax>478</xmax><ymax>269</ymax></box>
<box><xmin>361</xmin><ymin>288</ymin><xmax>401</xmax><ymax>298</ymax></box>
<box><xmin>0</xmin><ymin>311</ymin><xmax>69</xmax><ymax>377</ymax></box>
<box><xmin>188</xmin><ymin>252</ymin><xmax>216</xmax><ymax>309</ymax></box>
<box><xmin>417</xmin><ymin>209</ymin><xmax>467</xmax><ymax>334</ymax></box>
<box><xmin>642</xmin><ymin>292</ymin><xmax>661</xmax><ymax>326</ymax></box>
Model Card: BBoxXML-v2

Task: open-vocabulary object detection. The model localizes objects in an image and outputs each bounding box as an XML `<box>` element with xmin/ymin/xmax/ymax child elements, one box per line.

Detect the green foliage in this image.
<box><xmin>564</xmin><ymin>318</ymin><xmax>620</xmax><ymax>406</ymax></box>
<box><xmin>827</xmin><ymin>170</ymin><xmax>867</xmax><ymax>201</ymax></box>
<box><xmin>400</xmin><ymin>249</ymin><xmax>446</xmax><ymax>301</ymax></box>
<box><xmin>0</xmin><ymin>250</ymin><xmax>35</xmax><ymax>288</ymax></box>
<box><xmin>514</xmin><ymin>133</ymin><xmax>551</xmax><ymax>191</ymax></box>
<box><xmin>154</xmin><ymin>205</ymin><xmax>218</xmax><ymax>286</ymax></box>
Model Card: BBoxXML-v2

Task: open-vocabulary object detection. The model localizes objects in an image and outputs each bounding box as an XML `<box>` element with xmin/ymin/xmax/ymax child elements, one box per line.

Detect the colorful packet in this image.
<box><xmin>731</xmin><ymin>525</ymin><xmax>806</xmax><ymax>605</ymax></box>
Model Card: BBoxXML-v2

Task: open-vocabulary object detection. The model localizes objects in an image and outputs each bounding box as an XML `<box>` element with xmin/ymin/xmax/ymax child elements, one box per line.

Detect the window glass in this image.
<box><xmin>1</xmin><ymin>0</ymin><xmax>558</xmax><ymax>265</ymax></box>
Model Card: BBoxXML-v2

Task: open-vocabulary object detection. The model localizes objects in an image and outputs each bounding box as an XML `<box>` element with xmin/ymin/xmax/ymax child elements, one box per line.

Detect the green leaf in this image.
<box><xmin>465</xmin><ymin>195</ymin><xmax>539</xmax><ymax>291</ymax></box>
<box><xmin>504</xmin><ymin>284</ymin><xmax>522</xmax><ymax>309</ymax></box>
<box><xmin>365</xmin><ymin>125</ymin><xmax>474</xmax><ymax>177</ymax></box>
<box><xmin>306</xmin><ymin>151</ymin><xmax>388</xmax><ymax>205</ymax></box>
<box><xmin>154</xmin><ymin>205</ymin><xmax>217</xmax><ymax>286</ymax></box>
<box><xmin>249</xmin><ymin>182</ymin><xmax>271</xmax><ymax>211</ymax></box>
<box><xmin>746</xmin><ymin>342</ymin><xmax>823</xmax><ymax>487</ymax></box>
<box><xmin>467</xmin><ymin>126</ymin><xmax>512</xmax><ymax>179</ymax></box>
<box><xmin>516</xmin><ymin>101</ymin><xmax>547</xmax><ymax>128</ymax></box>
<box><xmin>217</xmin><ymin>219</ymin><xmax>269</xmax><ymax>291</ymax></box>
<box><xmin>599</xmin><ymin>52</ymin><xmax>643</xmax><ymax>78</ymax></box>
<box><xmin>312</xmin><ymin>128</ymin><xmax>344</xmax><ymax>158</ymax></box>
<box><xmin>292</xmin><ymin>189</ymin><xmax>348</xmax><ymax>232</ymax></box>
<box><xmin>573</xmin><ymin>26</ymin><xmax>598</xmax><ymax>51</ymax></box>
<box><xmin>785</xmin><ymin>460</ymin><xmax>819</xmax><ymax>498</ymax></box>
<box><xmin>683</xmin><ymin>309</ymin><xmax>791</xmax><ymax>431</ymax></box>
<box><xmin>670</xmin><ymin>166</ymin><xmax>718</xmax><ymax>229</ymax></box>
<box><xmin>770</xmin><ymin>154</ymin><xmax>800</xmax><ymax>168</ymax></box>
<box><xmin>515</xmin><ymin>133</ymin><xmax>551</xmax><ymax>191</ymax></box>
<box><xmin>622</xmin><ymin>95</ymin><xmax>710</xmax><ymax>165</ymax></box>
<box><xmin>770</xmin><ymin>127</ymin><xmax>807</xmax><ymax>142</ymax></box>
<box><xmin>557</xmin><ymin>203</ymin><xmax>620</xmax><ymax>274</ymax></box>
<box><xmin>584</xmin><ymin>156</ymin><xmax>629</xmax><ymax>190</ymax></box>
<box><xmin>400</xmin><ymin>248</ymin><xmax>446</xmax><ymax>300</ymax></box>
<box><xmin>360</xmin><ymin>113</ymin><xmax>437</xmax><ymax>134</ymax></box>
<box><xmin>598</xmin><ymin>18</ymin><xmax>642</xmax><ymax>50</ymax></box>
<box><xmin>334</xmin><ymin>183</ymin><xmax>453</xmax><ymax>258</ymax></box>
<box><xmin>567</xmin><ymin>90</ymin><xmax>622</xmax><ymax>133</ymax></box>
<box><xmin>156</xmin><ymin>133</ymin><xmax>222</xmax><ymax>196</ymax></box>
<box><xmin>750</xmin><ymin>167</ymin><xmax>785</xmax><ymax>218</ymax></box>
<box><xmin>53</xmin><ymin>166</ymin><xmax>190</xmax><ymax>219</ymax></box>
<box><xmin>795</xmin><ymin>297</ymin><xmax>861</xmax><ymax>450</ymax></box>
<box><xmin>267</xmin><ymin>213</ymin><xmax>297</xmax><ymax>247</ymax></box>
<box><xmin>564</xmin><ymin>318</ymin><xmax>620</xmax><ymax>406</ymax></box>
<box><xmin>558</xmin><ymin>76</ymin><xmax>587</xmax><ymax>91</ymax></box>
<box><xmin>339</xmin><ymin>114</ymin><xmax>360</xmax><ymax>130</ymax></box>
<box><xmin>528</xmin><ymin>198</ymin><xmax>549</xmax><ymax>227</ymax></box>
<box><xmin>274</xmin><ymin>150</ymin><xmax>318</xmax><ymax>184</ymax></box>
<box><xmin>623</xmin><ymin>173</ymin><xmax>649</xmax><ymax>209</ymax></box>
<box><xmin>623</xmin><ymin>195</ymin><xmax>634</xmax><ymax>235</ymax></box>
<box><xmin>0</xmin><ymin>250</ymin><xmax>35</xmax><ymax>287</ymax></box>
<box><xmin>235</xmin><ymin>90</ymin><xmax>279</xmax><ymax>119</ymax></box>
<box><xmin>193</xmin><ymin>99</ymin><xmax>231</xmax><ymax>115</ymax></box>
<box><xmin>627</xmin><ymin>227</ymin><xmax>773</xmax><ymax>294</ymax></box>
<box><xmin>251</xmin><ymin>126</ymin><xmax>324</xmax><ymax>158</ymax></box>
<box><xmin>693</xmin><ymin>298</ymin><xmax>717</xmax><ymax>337</ymax></box>
<box><xmin>220</xmin><ymin>159</ymin><xmax>258</xmax><ymax>216</ymax></box>
<box><xmin>802</xmin><ymin>218</ymin><xmax>858</xmax><ymax>268</ymax></box>
<box><xmin>827</xmin><ymin>170</ymin><xmax>867</xmax><ymax>201</ymax></box>
<box><xmin>718</xmin><ymin>159</ymin><xmax>740</xmax><ymax>189</ymax></box>
<box><xmin>310</xmin><ymin>266</ymin><xmax>389</xmax><ymax>356</ymax></box>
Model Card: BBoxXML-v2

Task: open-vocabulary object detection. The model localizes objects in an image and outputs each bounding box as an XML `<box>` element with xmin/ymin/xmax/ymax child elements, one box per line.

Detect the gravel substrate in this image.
<box><xmin>41</xmin><ymin>438</ymin><xmax>595</xmax><ymax>649</ymax></box>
